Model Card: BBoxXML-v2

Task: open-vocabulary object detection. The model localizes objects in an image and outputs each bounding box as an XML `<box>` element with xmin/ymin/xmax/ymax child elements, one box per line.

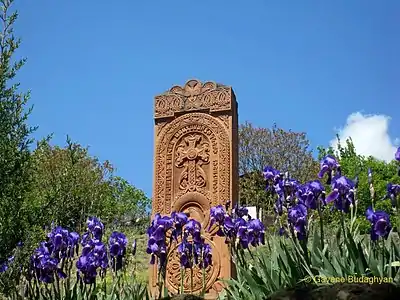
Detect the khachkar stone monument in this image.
<box><xmin>150</xmin><ymin>79</ymin><xmax>238</xmax><ymax>298</ymax></box>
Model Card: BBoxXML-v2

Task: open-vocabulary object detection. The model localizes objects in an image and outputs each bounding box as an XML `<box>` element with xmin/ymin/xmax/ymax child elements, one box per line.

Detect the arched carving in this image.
<box><xmin>172</xmin><ymin>192</ymin><xmax>210</xmax><ymax>230</ymax></box>
<box><xmin>153</xmin><ymin>113</ymin><xmax>230</xmax><ymax>215</ymax></box>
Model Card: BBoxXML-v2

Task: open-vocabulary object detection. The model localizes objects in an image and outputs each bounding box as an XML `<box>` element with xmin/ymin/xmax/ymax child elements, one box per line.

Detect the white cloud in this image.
<box><xmin>330</xmin><ymin>112</ymin><xmax>398</xmax><ymax>162</ymax></box>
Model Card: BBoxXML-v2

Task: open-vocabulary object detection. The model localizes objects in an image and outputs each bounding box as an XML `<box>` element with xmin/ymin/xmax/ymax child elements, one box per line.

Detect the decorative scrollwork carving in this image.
<box><xmin>156</xmin><ymin>121</ymin><xmax>168</xmax><ymax>136</ymax></box>
<box><xmin>154</xmin><ymin>80</ymin><xmax>232</xmax><ymax>118</ymax></box>
<box><xmin>153</xmin><ymin>113</ymin><xmax>230</xmax><ymax>215</ymax></box>
<box><xmin>217</xmin><ymin>115</ymin><xmax>230</xmax><ymax>131</ymax></box>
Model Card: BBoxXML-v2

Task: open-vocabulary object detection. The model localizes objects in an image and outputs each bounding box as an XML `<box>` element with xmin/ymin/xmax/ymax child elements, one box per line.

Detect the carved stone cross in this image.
<box><xmin>175</xmin><ymin>134</ymin><xmax>210</xmax><ymax>192</ymax></box>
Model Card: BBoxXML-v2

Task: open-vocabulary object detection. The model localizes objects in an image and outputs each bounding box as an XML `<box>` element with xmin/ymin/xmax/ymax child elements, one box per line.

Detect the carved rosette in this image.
<box><xmin>165</xmin><ymin>236</ymin><xmax>221</xmax><ymax>294</ymax></box>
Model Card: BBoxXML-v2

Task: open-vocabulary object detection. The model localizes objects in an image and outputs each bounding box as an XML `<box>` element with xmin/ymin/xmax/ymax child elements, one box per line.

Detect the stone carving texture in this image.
<box><xmin>165</xmin><ymin>236</ymin><xmax>221</xmax><ymax>294</ymax></box>
<box><xmin>175</xmin><ymin>134</ymin><xmax>210</xmax><ymax>193</ymax></box>
<box><xmin>151</xmin><ymin>79</ymin><xmax>238</xmax><ymax>299</ymax></box>
<box><xmin>154</xmin><ymin>114</ymin><xmax>230</xmax><ymax>215</ymax></box>
<box><xmin>154</xmin><ymin>79</ymin><xmax>233</xmax><ymax>119</ymax></box>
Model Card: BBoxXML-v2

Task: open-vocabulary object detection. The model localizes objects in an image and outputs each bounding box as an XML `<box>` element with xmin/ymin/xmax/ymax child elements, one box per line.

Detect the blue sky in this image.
<box><xmin>13</xmin><ymin>0</ymin><xmax>399</xmax><ymax>197</ymax></box>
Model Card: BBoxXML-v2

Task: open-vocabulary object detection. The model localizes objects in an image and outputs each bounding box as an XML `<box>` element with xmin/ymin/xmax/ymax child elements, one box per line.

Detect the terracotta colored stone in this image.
<box><xmin>149</xmin><ymin>79</ymin><xmax>238</xmax><ymax>299</ymax></box>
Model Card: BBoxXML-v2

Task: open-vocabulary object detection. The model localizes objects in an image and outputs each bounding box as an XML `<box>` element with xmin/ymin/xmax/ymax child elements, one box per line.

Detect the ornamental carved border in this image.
<box><xmin>154</xmin><ymin>79</ymin><xmax>233</xmax><ymax>119</ymax></box>
<box><xmin>153</xmin><ymin>112</ymin><xmax>230</xmax><ymax>218</ymax></box>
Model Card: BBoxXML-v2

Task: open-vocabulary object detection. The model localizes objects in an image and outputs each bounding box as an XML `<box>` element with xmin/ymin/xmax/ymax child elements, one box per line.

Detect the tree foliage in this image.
<box><xmin>28</xmin><ymin>137</ymin><xmax>115</xmax><ymax>231</ymax></box>
<box><xmin>27</xmin><ymin>136</ymin><xmax>151</xmax><ymax>232</ymax></box>
<box><xmin>238</xmin><ymin>121</ymin><xmax>319</xmax><ymax>217</ymax></box>
<box><xmin>108</xmin><ymin>176</ymin><xmax>151</xmax><ymax>227</ymax></box>
<box><xmin>0</xmin><ymin>0</ymin><xmax>36</xmax><ymax>262</ymax></box>
<box><xmin>317</xmin><ymin>137</ymin><xmax>400</xmax><ymax>232</ymax></box>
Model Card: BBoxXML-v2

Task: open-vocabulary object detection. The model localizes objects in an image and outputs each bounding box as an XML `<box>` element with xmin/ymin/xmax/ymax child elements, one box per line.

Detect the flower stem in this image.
<box><xmin>190</xmin><ymin>267</ymin><xmax>193</xmax><ymax>294</ymax></box>
<box><xmin>317</xmin><ymin>200</ymin><xmax>324</xmax><ymax>249</ymax></box>
<box><xmin>340</xmin><ymin>211</ymin><xmax>346</xmax><ymax>241</ymax></box>
<box><xmin>180</xmin><ymin>268</ymin><xmax>184</xmax><ymax>294</ymax></box>
<box><xmin>202</xmin><ymin>267</ymin><xmax>206</xmax><ymax>296</ymax></box>
<box><xmin>381</xmin><ymin>239</ymin><xmax>385</xmax><ymax>276</ymax></box>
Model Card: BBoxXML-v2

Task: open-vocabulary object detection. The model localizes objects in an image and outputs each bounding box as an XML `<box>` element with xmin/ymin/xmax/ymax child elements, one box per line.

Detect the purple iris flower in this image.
<box><xmin>76</xmin><ymin>255</ymin><xmax>97</xmax><ymax>284</ymax></box>
<box><xmin>199</xmin><ymin>243</ymin><xmax>212</xmax><ymax>269</ymax></box>
<box><xmin>209</xmin><ymin>205</ymin><xmax>225</xmax><ymax>225</ymax></box>
<box><xmin>184</xmin><ymin>219</ymin><xmax>202</xmax><ymax>243</ymax></box>
<box><xmin>221</xmin><ymin>216</ymin><xmax>236</xmax><ymax>240</ymax></box>
<box><xmin>366</xmin><ymin>207</ymin><xmax>392</xmax><ymax>241</ymax></box>
<box><xmin>172</xmin><ymin>212</ymin><xmax>188</xmax><ymax>227</ymax></box>
<box><xmin>283</xmin><ymin>177</ymin><xmax>300</xmax><ymax>197</ymax></box>
<box><xmin>288</xmin><ymin>203</ymin><xmax>308</xmax><ymax>240</ymax></box>
<box><xmin>395</xmin><ymin>147</ymin><xmax>400</xmax><ymax>162</ymax></box>
<box><xmin>76</xmin><ymin>240</ymin><xmax>108</xmax><ymax>283</ymax></box>
<box><xmin>109</xmin><ymin>231</ymin><xmax>128</xmax><ymax>257</ymax></box>
<box><xmin>263</xmin><ymin>166</ymin><xmax>280</xmax><ymax>181</ymax></box>
<box><xmin>272</xmin><ymin>180</ymin><xmax>287</xmax><ymax>216</ymax></box>
<box><xmin>234</xmin><ymin>205</ymin><xmax>248</xmax><ymax>218</ymax></box>
<box><xmin>46</xmin><ymin>226</ymin><xmax>80</xmax><ymax>259</ymax></box>
<box><xmin>278</xmin><ymin>172</ymin><xmax>300</xmax><ymax>205</ymax></box>
<box><xmin>297</xmin><ymin>180</ymin><xmax>325</xmax><ymax>210</ymax></box>
<box><xmin>29</xmin><ymin>226</ymin><xmax>80</xmax><ymax>283</ymax></box>
<box><xmin>146</xmin><ymin>214</ymin><xmax>174</xmax><ymax>266</ymax></box>
<box><xmin>235</xmin><ymin>218</ymin><xmax>249</xmax><ymax>248</ymax></box>
<box><xmin>47</xmin><ymin>226</ymin><xmax>69</xmax><ymax>251</ymax></box>
<box><xmin>0</xmin><ymin>262</ymin><xmax>7</xmax><ymax>273</ymax></box>
<box><xmin>318</xmin><ymin>155</ymin><xmax>340</xmax><ymax>184</ymax></box>
<box><xmin>0</xmin><ymin>255</ymin><xmax>14</xmax><ymax>273</ymax></box>
<box><xmin>278</xmin><ymin>227</ymin><xmax>288</xmax><ymax>238</ymax></box>
<box><xmin>263</xmin><ymin>166</ymin><xmax>281</xmax><ymax>192</ymax></box>
<box><xmin>178</xmin><ymin>237</ymin><xmax>213</xmax><ymax>270</ymax></box>
<box><xmin>109</xmin><ymin>232</ymin><xmax>128</xmax><ymax>271</ymax></box>
<box><xmin>177</xmin><ymin>239</ymin><xmax>193</xmax><ymax>268</ymax></box>
<box><xmin>326</xmin><ymin>175</ymin><xmax>355</xmax><ymax>213</ymax></box>
<box><xmin>272</xmin><ymin>175</ymin><xmax>300</xmax><ymax>215</ymax></box>
<box><xmin>30</xmin><ymin>242</ymin><xmax>63</xmax><ymax>283</ymax></box>
<box><xmin>208</xmin><ymin>205</ymin><xmax>227</xmax><ymax>235</ymax></box>
<box><xmin>146</xmin><ymin>235</ymin><xmax>167</xmax><ymax>266</ymax></box>
<box><xmin>384</xmin><ymin>183</ymin><xmax>400</xmax><ymax>208</ymax></box>
<box><xmin>395</xmin><ymin>147</ymin><xmax>400</xmax><ymax>176</ymax></box>
<box><xmin>73</xmin><ymin>217</ymin><xmax>109</xmax><ymax>282</ymax></box>
<box><xmin>86</xmin><ymin>217</ymin><xmax>104</xmax><ymax>241</ymax></box>
<box><xmin>171</xmin><ymin>211</ymin><xmax>188</xmax><ymax>240</ymax></box>
<box><xmin>247</xmin><ymin>219</ymin><xmax>265</xmax><ymax>247</ymax></box>
<box><xmin>209</xmin><ymin>205</ymin><xmax>266</xmax><ymax>250</ymax></box>
<box><xmin>174</xmin><ymin>217</ymin><xmax>213</xmax><ymax>270</ymax></box>
<box><xmin>274</xmin><ymin>197</ymin><xmax>284</xmax><ymax>216</ymax></box>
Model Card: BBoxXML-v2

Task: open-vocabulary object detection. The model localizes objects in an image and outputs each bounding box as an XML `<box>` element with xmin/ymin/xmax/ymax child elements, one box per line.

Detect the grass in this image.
<box><xmin>104</xmin><ymin>227</ymin><xmax>149</xmax><ymax>283</ymax></box>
